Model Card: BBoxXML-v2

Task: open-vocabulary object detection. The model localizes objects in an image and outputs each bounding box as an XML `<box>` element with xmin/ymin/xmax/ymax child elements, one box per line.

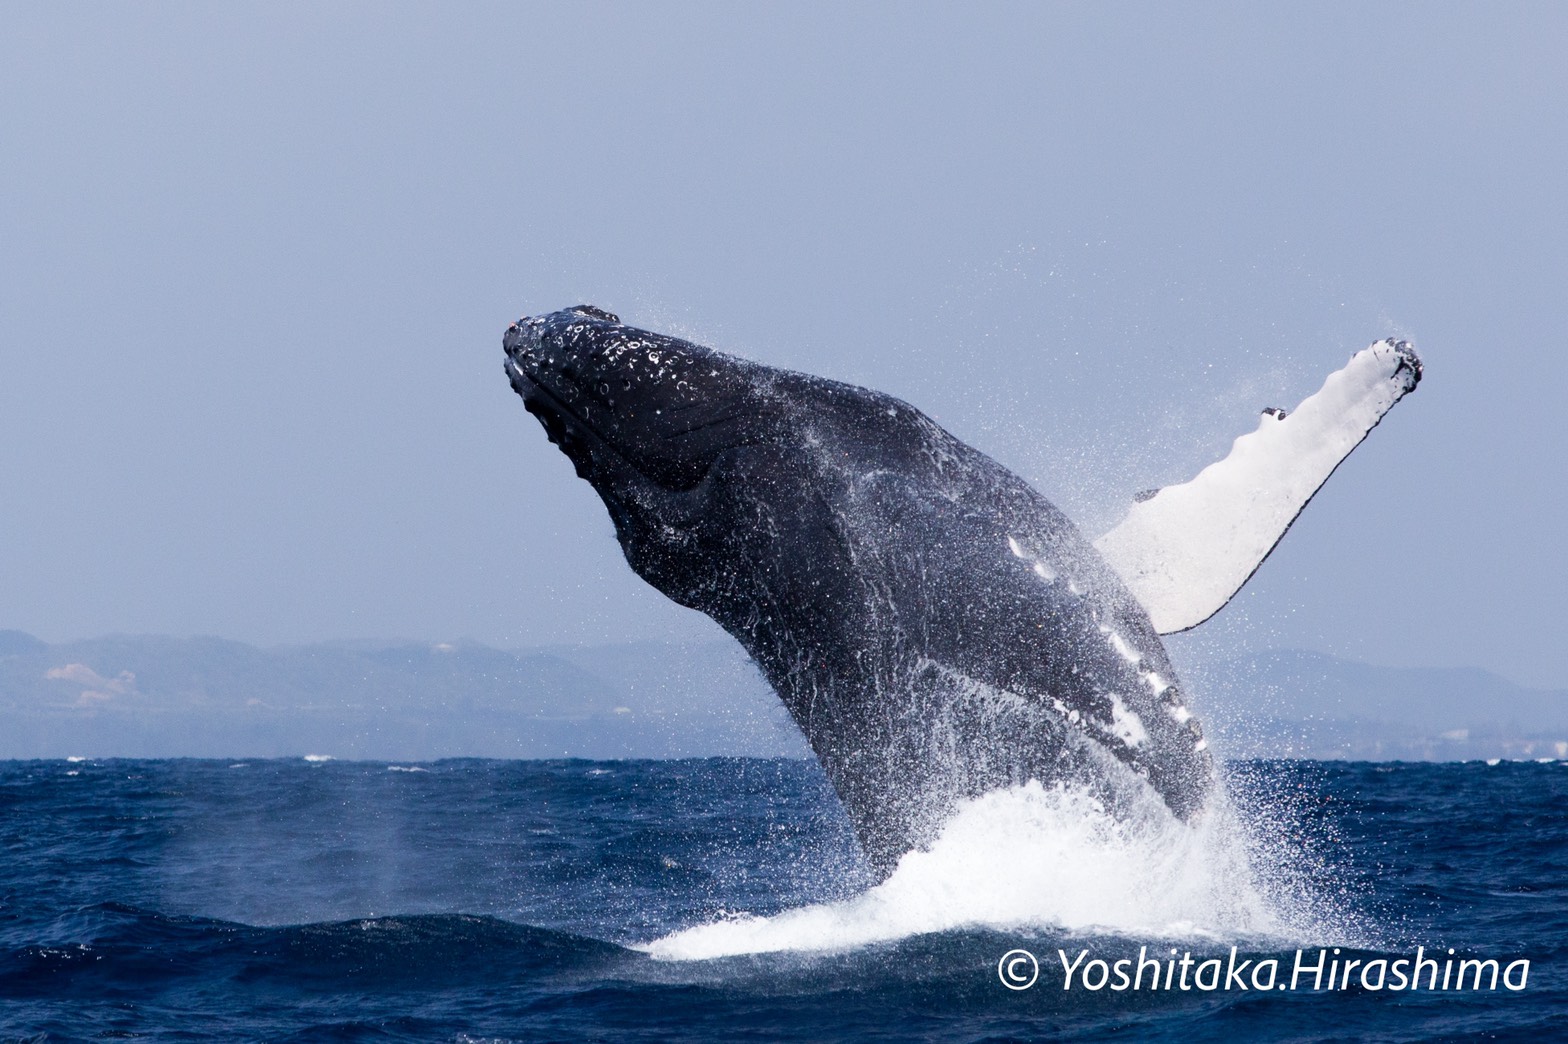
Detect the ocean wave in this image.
<box><xmin>1</xmin><ymin>904</ymin><xmax>629</xmax><ymax>997</ymax></box>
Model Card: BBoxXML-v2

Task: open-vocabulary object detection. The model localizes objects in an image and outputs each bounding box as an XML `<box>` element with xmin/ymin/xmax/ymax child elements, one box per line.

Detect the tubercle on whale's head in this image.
<box><xmin>504</xmin><ymin>304</ymin><xmax>788</xmax><ymax>496</ymax></box>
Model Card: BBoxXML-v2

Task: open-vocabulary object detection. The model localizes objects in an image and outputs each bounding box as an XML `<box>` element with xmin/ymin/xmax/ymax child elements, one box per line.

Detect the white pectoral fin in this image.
<box><xmin>1094</xmin><ymin>339</ymin><xmax>1422</xmax><ymax>634</ymax></box>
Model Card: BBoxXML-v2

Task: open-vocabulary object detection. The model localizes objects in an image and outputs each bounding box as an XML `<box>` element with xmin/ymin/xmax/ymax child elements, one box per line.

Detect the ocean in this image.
<box><xmin>1</xmin><ymin>757</ymin><xmax>1562</xmax><ymax>1042</ymax></box>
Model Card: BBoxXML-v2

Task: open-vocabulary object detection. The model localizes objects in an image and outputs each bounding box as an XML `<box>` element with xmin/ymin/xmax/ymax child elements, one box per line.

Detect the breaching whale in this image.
<box><xmin>503</xmin><ymin>306</ymin><xmax>1420</xmax><ymax>874</ymax></box>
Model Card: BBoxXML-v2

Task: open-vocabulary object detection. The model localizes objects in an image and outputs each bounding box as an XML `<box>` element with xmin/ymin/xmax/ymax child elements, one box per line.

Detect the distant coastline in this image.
<box><xmin>1</xmin><ymin>630</ymin><xmax>1563</xmax><ymax>762</ymax></box>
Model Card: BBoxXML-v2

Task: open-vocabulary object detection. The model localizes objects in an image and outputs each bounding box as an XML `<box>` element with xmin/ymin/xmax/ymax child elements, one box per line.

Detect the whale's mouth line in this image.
<box><xmin>507</xmin><ymin>346</ymin><xmax>616</xmax><ymax>436</ymax></box>
<box><xmin>510</xmin><ymin>361</ymin><xmax>627</xmax><ymax>479</ymax></box>
<box><xmin>509</xmin><ymin>348</ymin><xmax>750</xmax><ymax>493</ymax></box>
<box><xmin>509</xmin><ymin>354</ymin><xmax>695</xmax><ymax>500</ymax></box>
<box><xmin>507</xmin><ymin>346</ymin><xmax>596</xmax><ymax>437</ymax></box>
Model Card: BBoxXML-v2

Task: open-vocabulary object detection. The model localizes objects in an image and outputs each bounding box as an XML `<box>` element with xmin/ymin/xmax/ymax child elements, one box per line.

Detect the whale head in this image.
<box><xmin>503</xmin><ymin>305</ymin><xmax>946</xmax><ymax>612</ymax></box>
<box><xmin>503</xmin><ymin>306</ymin><xmax>782</xmax><ymax>493</ymax></box>
<box><xmin>503</xmin><ymin>305</ymin><xmax>820</xmax><ymax>604</ymax></box>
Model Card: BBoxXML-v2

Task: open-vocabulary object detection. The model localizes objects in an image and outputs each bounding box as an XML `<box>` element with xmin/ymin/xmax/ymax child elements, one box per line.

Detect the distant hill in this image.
<box><xmin>1</xmin><ymin>630</ymin><xmax>1564</xmax><ymax>761</ymax></box>
<box><xmin>0</xmin><ymin>630</ymin><xmax>804</xmax><ymax>760</ymax></box>
<box><xmin>1186</xmin><ymin>649</ymin><xmax>1568</xmax><ymax>761</ymax></box>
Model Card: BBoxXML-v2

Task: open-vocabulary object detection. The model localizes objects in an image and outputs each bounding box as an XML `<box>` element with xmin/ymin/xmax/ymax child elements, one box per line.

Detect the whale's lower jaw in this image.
<box><xmin>513</xmin><ymin>379</ymin><xmax>598</xmax><ymax>481</ymax></box>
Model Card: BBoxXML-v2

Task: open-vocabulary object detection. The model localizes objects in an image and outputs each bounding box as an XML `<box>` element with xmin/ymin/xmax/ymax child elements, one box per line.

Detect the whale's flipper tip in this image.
<box><xmin>1376</xmin><ymin>338</ymin><xmax>1423</xmax><ymax>389</ymax></box>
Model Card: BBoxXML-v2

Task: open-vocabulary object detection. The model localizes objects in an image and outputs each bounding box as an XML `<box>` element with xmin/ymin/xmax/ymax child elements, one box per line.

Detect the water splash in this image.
<box><xmin>644</xmin><ymin>773</ymin><xmax>1346</xmax><ymax>960</ymax></box>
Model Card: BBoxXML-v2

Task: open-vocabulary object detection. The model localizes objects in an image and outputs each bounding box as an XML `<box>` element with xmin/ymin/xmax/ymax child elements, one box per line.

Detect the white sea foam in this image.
<box><xmin>643</xmin><ymin>776</ymin><xmax>1324</xmax><ymax>961</ymax></box>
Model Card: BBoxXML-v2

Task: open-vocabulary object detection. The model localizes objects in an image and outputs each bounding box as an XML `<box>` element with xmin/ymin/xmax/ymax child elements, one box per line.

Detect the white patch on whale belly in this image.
<box><xmin>1105</xmin><ymin>692</ymin><xmax>1148</xmax><ymax>748</ymax></box>
<box><xmin>1099</xmin><ymin>626</ymin><xmax>1142</xmax><ymax>665</ymax></box>
<box><xmin>914</xmin><ymin>658</ymin><xmax>1032</xmax><ymax>716</ymax></box>
<box><xmin>1005</xmin><ymin>535</ymin><xmax>1058</xmax><ymax>583</ymax></box>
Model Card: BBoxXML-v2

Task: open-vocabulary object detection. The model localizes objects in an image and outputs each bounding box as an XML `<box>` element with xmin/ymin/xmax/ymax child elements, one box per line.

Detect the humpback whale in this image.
<box><xmin>503</xmin><ymin>306</ymin><xmax>1420</xmax><ymax>874</ymax></box>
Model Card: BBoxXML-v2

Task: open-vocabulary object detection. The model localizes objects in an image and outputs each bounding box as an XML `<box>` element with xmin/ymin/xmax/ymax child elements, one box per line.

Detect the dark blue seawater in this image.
<box><xmin>0</xmin><ymin>758</ymin><xmax>1563</xmax><ymax>1042</ymax></box>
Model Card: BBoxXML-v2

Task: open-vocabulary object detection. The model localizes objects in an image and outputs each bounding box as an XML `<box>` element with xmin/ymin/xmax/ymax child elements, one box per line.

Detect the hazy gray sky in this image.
<box><xmin>3</xmin><ymin>3</ymin><xmax>1564</xmax><ymax>685</ymax></box>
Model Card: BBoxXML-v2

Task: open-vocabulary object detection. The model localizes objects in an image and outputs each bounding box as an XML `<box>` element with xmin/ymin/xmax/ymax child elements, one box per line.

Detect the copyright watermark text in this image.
<box><xmin>996</xmin><ymin>946</ymin><xmax>1531</xmax><ymax>992</ymax></box>
<box><xmin>997</xmin><ymin>949</ymin><xmax>1040</xmax><ymax>990</ymax></box>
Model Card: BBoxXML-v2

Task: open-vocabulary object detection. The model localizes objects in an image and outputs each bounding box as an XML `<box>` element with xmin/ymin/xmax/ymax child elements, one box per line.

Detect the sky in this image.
<box><xmin>2</xmin><ymin>2</ymin><xmax>1565</xmax><ymax>687</ymax></box>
